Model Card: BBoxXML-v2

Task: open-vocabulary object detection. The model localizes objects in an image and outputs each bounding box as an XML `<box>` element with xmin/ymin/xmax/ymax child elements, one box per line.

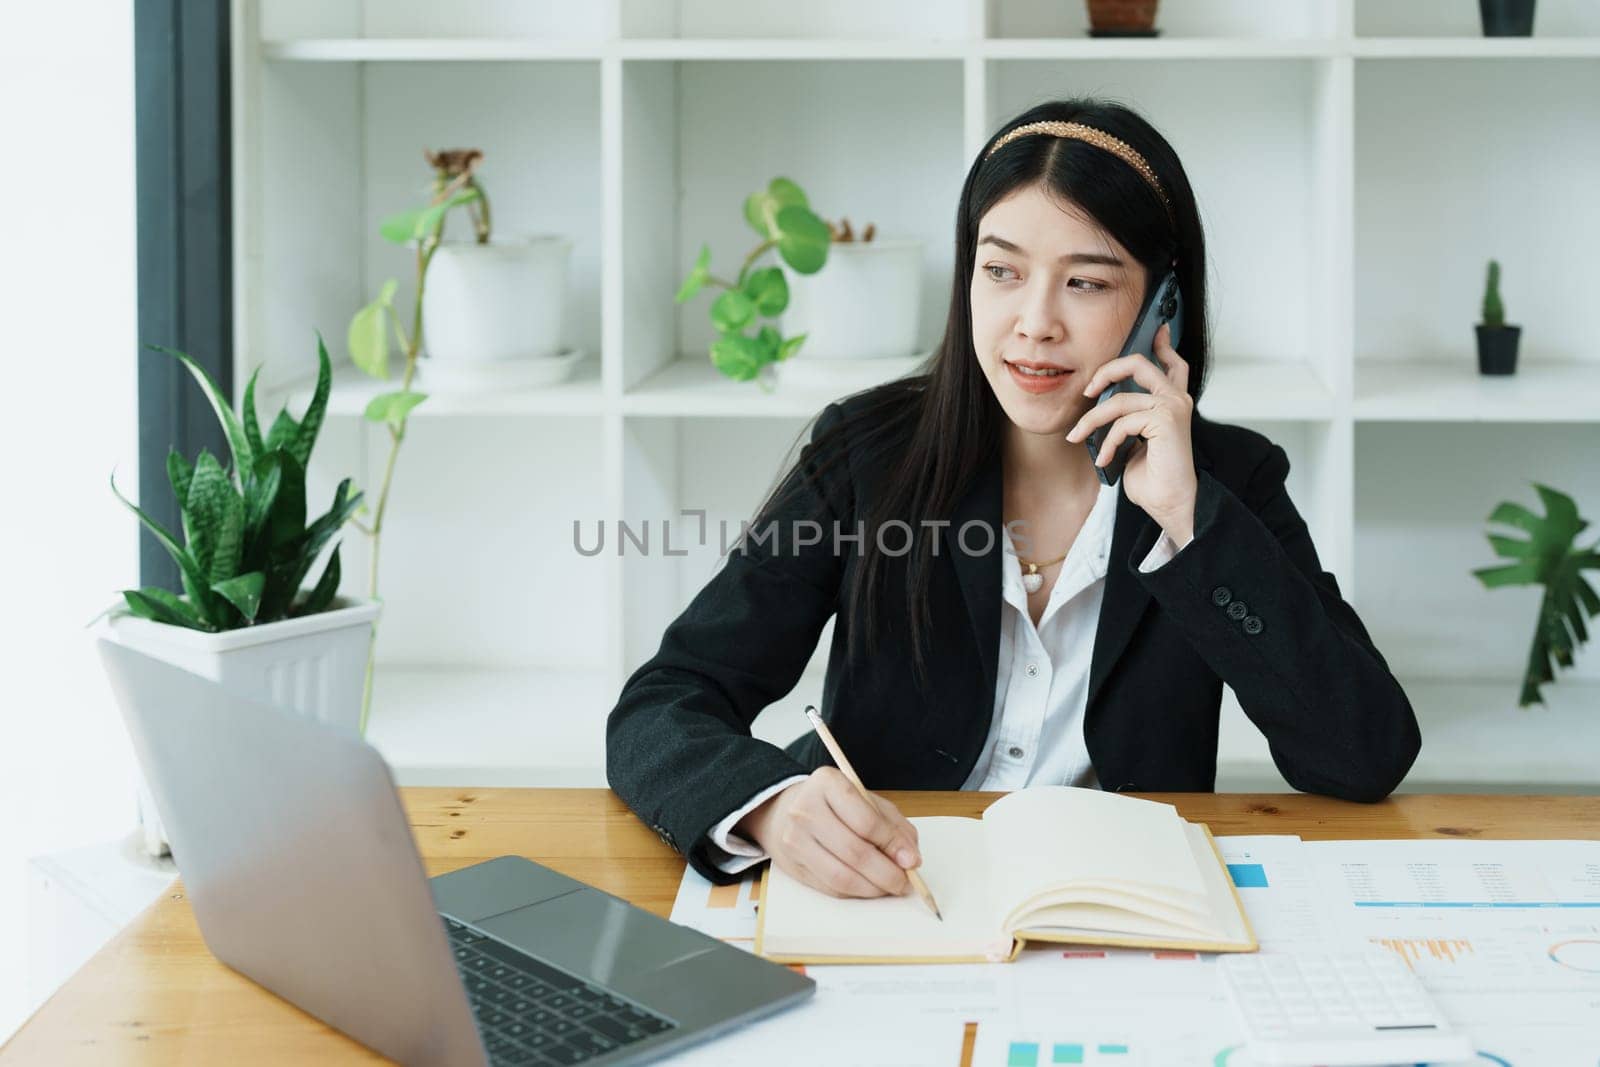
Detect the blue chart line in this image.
<box><xmin>1353</xmin><ymin>901</ymin><xmax>1600</xmax><ymax>909</ymax></box>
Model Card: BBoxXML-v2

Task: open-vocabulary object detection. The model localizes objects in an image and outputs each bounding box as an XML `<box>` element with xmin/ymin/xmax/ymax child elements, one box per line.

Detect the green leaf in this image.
<box><xmin>211</xmin><ymin>572</ymin><xmax>265</xmax><ymax>623</ymax></box>
<box><xmin>414</xmin><ymin>187</ymin><xmax>482</xmax><ymax>242</ymax></box>
<box><xmin>363</xmin><ymin>390</ymin><xmax>427</xmax><ymax>432</ymax></box>
<box><xmin>166</xmin><ymin>449</ymin><xmax>194</xmax><ymax>506</ymax></box>
<box><xmin>1574</xmin><ymin>572</ymin><xmax>1600</xmax><ymax>616</ymax></box>
<box><xmin>291</xmin><ymin>334</ymin><xmax>333</xmax><ymax>470</ymax></box>
<box><xmin>710</xmin><ymin>289</ymin><xmax>756</xmax><ymax>334</ymax></box>
<box><xmin>709</xmin><ymin>335</ymin><xmax>765</xmax><ymax>382</ymax></box>
<box><xmin>184</xmin><ymin>450</ymin><xmax>246</xmax><ymax>583</ymax></box>
<box><xmin>349</xmin><ymin>294</ymin><xmax>391</xmax><ymax>379</ymax></box>
<box><xmin>297</xmin><ymin>480</ymin><xmax>364</xmax><ymax>563</ymax></box>
<box><xmin>774</xmin><ymin>204</ymin><xmax>832</xmax><ymax>275</ymax></box>
<box><xmin>299</xmin><ymin>545</ymin><xmax>342</xmax><ymax>617</ymax></box>
<box><xmin>147</xmin><ymin>344</ymin><xmax>255</xmax><ymax>480</ymax></box>
<box><xmin>1486</xmin><ymin>534</ymin><xmax>1535</xmax><ymax>559</ymax></box>
<box><xmin>264</xmin><ymin>409</ymin><xmax>299</xmax><ymax>455</ymax></box>
<box><xmin>273</xmin><ymin>481</ymin><xmax>363</xmax><ymax>605</ymax></box>
<box><xmin>743</xmin><ymin>267</ymin><xmax>789</xmax><ymax>316</ymax></box>
<box><xmin>379</xmin><ymin>187</ymin><xmax>481</xmax><ymax>245</ymax></box>
<box><xmin>1475</xmin><ymin>482</ymin><xmax>1600</xmax><ymax>705</ymax></box>
<box><xmin>121</xmin><ymin>588</ymin><xmax>211</xmax><ymax>631</ymax></box>
<box><xmin>1472</xmin><ymin>560</ymin><xmax>1540</xmax><ymax>588</ymax></box>
<box><xmin>269</xmin><ymin>450</ymin><xmax>308</xmax><ymax>552</ymax></box>
<box><xmin>243</xmin><ymin>450</ymin><xmax>283</xmax><ymax>557</ymax></box>
<box><xmin>777</xmin><ymin>332</ymin><xmax>807</xmax><ymax>361</ymax></box>
<box><xmin>110</xmin><ymin>471</ymin><xmax>219</xmax><ymax>626</ymax></box>
<box><xmin>744</xmin><ymin>177</ymin><xmax>811</xmax><ymax>240</ymax></box>
<box><xmin>241</xmin><ymin>366</ymin><xmax>265</xmax><ymax>457</ymax></box>
<box><xmin>380</xmin><ymin>209</ymin><xmax>425</xmax><ymax>245</ymax></box>
<box><xmin>674</xmin><ymin>244</ymin><xmax>713</xmax><ymax>304</ymax></box>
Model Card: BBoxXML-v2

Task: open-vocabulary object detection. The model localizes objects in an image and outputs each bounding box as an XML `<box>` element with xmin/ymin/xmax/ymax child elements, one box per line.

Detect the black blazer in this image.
<box><xmin>606</xmin><ymin>390</ymin><xmax>1421</xmax><ymax>883</ymax></box>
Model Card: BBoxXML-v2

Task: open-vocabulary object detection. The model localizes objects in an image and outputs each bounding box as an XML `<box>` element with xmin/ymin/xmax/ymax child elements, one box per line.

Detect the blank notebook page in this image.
<box><xmin>980</xmin><ymin>787</ymin><xmax>1204</xmax><ymax>913</ymax></box>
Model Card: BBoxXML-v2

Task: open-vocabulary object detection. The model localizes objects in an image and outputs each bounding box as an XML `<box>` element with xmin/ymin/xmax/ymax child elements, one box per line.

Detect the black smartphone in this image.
<box><xmin>1081</xmin><ymin>269</ymin><xmax>1185</xmax><ymax>487</ymax></box>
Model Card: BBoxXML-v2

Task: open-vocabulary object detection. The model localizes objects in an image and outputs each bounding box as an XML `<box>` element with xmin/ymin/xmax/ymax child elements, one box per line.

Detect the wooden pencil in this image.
<box><xmin>803</xmin><ymin>705</ymin><xmax>943</xmax><ymax>921</ymax></box>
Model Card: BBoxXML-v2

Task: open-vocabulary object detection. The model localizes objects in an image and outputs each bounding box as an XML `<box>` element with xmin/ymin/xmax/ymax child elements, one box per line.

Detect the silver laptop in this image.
<box><xmin>95</xmin><ymin>638</ymin><xmax>813</xmax><ymax>1066</ymax></box>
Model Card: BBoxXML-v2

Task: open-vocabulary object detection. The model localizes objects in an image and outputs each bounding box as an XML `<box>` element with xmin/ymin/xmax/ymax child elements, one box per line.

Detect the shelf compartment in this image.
<box><xmin>1352</xmin><ymin>421</ymin><xmax>1600</xmax><ymax>684</ymax></box>
<box><xmin>1354</xmin><ymin>59</ymin><xmax>1600</xmax><ymax>375</ymax></box>
<box><xmin>620</xmin><ymin>58</ymin><xmax>964</xmax><ymax>394</ymax></box>
<box><xmin>364</xmin><ymin>666</ymin><xmax>612</xmax><ymax>786</ymax></box>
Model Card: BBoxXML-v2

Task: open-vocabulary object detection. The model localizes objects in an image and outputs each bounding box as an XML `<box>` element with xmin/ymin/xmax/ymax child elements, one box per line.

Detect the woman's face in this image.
<box><xmin>970</xmin><ymin>183</ymin><xmax>1150</xmax><ymax>438</ymax></box>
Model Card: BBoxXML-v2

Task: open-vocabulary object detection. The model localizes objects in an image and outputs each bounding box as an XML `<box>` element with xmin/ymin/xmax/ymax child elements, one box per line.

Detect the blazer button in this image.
<box><xmin>1243</xmin><ymin>615</ymin><xmax>1264</xmax><ymax>635</ymax></box>
<box><xmin>1211</xmin><ymin>586</ymin><xmax>1232</xmax><ymax>607</ymax></box>
<box><xmin>1226</xmin><ymin>601</ymin><xmax>1248</xmax><ymax>621</ymax></box>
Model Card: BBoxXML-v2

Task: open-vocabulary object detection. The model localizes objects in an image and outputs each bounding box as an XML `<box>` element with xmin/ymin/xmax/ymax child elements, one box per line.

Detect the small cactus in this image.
<box><xmin>1482</xmin><ymin>259</ymin><xmax>1505</xmax><ymax>328</ymax></box>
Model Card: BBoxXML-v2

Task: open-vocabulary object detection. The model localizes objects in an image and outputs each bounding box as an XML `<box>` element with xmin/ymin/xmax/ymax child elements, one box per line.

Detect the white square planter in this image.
<box><xmin>96</xmin><ymin>595</ymin><xmax>381</xmax><ymax>856</ymax></box>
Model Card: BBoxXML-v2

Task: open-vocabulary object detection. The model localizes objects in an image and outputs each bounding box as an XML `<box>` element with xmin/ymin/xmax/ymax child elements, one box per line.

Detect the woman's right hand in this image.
<box><xmin>734</xmin><ymin>767</ymin><xmax>922</xmax><ymax>898</ymax></box>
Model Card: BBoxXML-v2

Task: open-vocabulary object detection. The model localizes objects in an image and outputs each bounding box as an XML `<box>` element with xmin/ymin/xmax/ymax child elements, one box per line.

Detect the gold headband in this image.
<box><xmin>985</xmin><ymin>120</ymin><xmax>1173</xmax><ymax>220</ymax></box>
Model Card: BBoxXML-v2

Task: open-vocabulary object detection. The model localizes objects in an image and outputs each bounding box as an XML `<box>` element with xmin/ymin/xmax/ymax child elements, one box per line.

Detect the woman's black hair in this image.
<box><xmin>736</xmin><ymin>96</ymin><xmax>1212</xmax><ymax>695</ymax></box>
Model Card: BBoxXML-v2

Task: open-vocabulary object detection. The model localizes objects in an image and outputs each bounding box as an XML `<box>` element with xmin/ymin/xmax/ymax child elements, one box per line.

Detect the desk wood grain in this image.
<box><xmin>4</xmin><ymin>790</ymin><xmax>1595</xmax><ymax>1064</ymax></box>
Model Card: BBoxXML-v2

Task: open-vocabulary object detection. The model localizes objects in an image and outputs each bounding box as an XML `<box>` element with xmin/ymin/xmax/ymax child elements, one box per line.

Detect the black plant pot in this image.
<box><xmin>1476</xmin><ymin>324</ymin><xmax>1521</xmax><ymax>375</ymax></box>
<box><xmin>1479</xmin><ymin>0</ymin><xmax>1536</xmax><ymax>36</ymax></box>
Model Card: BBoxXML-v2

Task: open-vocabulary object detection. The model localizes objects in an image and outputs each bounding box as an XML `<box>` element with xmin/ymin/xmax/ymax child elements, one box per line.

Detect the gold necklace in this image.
<box><xmin>1005</xmin><ymin>521</ymin><xmax>1068</xmax><ymax>594</ymax></box>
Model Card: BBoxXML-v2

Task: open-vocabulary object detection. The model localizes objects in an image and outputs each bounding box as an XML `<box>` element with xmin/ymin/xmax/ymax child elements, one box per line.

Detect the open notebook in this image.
<box><xmin>753</xmin><ymin>786</ymin><xmax>1257</xmax><ymax>964</ymax></box>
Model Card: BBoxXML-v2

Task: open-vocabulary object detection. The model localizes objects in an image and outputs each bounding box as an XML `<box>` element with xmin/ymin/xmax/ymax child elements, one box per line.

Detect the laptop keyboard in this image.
<box><xmin>444</xmin><ymin>916</ymin><xmax>678</xmax><ymax>1066</ymax></box>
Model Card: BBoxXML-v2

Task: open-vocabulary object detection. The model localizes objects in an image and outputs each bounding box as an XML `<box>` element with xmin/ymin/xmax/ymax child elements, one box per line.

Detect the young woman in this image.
<box><xmin>606</xmin><ymin>98</ymin><xmax>1420</xmax><ymax>900</ymax></box>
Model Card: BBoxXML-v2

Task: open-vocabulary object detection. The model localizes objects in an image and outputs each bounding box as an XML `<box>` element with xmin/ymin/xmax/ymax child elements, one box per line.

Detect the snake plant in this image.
<box><xmin>107</xmin><ymin>336</ymin><xmax>362</xmax><ymax>632</ymax></box>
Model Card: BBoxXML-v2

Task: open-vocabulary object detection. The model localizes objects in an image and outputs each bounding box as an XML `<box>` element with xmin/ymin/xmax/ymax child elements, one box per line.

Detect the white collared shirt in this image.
<box><xmin>704</xmin><ymin>482</ymin><xmax>1190</xmax><ymax>873</ymax></box>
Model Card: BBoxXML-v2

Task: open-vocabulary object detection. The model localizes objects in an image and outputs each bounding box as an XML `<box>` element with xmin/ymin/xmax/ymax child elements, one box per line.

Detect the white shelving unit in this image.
<box><xmin>236</xmin><ymin>0</ymin><xmax>1600</xmax><ymax>792</ymax></box>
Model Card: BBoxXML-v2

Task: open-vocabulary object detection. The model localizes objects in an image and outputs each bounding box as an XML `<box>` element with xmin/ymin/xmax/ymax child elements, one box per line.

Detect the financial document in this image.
<box><xmin>662</xmin><ymin>837</ymin><xmax>1600</xmax><ymax>1066</ymax></box>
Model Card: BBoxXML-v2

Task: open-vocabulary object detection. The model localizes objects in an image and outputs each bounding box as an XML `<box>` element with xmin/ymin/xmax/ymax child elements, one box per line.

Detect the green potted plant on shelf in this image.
<box><xmin>1472</xmin><ymin>483</ymin><xmax>1600</xmax><ymax>707</ymax></box>
<box><xmin>346</xmin><ymin>146</ymin><xmax>576</xmax><ymax>734</ymax></box>
<box><xmin>355</xmin><ymin>148</ymin><xmax>577</xmax><ymax>394</ymax></box>
<box><xmin>98</xmin><ymin>336</ymin><xmax>374</xmax><ymax>855</ymax></box>
<box><xmin>675</xmin><ymin>176</ymin><xmax>831</xmax><ymax>391</ymax></box>
<box><xmin>775</xmin><ymin>213</ymin><xmax>925</xmax><ymax>384</ymax></box>
<box><xmin>1476</xmin><ymin>259</ymin><xmax>1521</xmax><ymax>376</ymax></box>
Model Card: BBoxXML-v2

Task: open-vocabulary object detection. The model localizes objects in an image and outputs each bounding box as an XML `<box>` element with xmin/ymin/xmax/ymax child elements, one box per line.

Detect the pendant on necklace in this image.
<box><xmin>1022</xmin><ymin>566</ymin><xmax>1044</xmax><ymax>594</ymax></box>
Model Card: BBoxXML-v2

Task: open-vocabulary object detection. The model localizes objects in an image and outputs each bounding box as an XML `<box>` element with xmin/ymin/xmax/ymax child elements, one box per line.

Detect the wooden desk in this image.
<box><xmin>4</xmin><ymin>790</ymin><xmax>1595</xmax><ymax>1064</ymax></box>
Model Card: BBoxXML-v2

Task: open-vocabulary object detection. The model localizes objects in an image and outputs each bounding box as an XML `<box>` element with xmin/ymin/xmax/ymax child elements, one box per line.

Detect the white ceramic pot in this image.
<box><xmin>779</xmin><ymin>239</ymin><xmax>923</xmax><ymax>360</ymax></box>
<box><xmin>421</xmin><ymin>235</ymin><xmax>572</xmax><ymax>363</ymax></box>
<box><xmin>99</xmin><ymin>595</ymin><xmax>381</xmax><ymax>856</ymax></box>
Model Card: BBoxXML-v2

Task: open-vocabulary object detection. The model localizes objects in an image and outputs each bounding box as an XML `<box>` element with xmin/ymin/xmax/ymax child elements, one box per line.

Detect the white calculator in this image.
<box><xmin>1218</xmin><ymin>950</ymin><xmax>1474</xmax><ymax>1066</ymax></box>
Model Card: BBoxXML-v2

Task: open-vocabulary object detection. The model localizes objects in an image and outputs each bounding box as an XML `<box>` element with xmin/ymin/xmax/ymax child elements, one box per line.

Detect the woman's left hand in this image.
<box><xmin>1064</xmin><ymin>321</ymin><xmax>1198</xmax><ymax>544</ymax></box>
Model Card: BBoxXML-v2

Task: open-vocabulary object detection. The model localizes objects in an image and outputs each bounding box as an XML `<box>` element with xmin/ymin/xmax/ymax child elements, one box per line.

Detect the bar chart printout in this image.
<box><xmin>1006</xmin><ymin>1040</ymin><xmax>1134</xmax><ymax>1065</ymax></box>
<box><xmin>1373</xmin><ymin>937</ymin><xmax>1475</xmax><ymax>969</ymax></box>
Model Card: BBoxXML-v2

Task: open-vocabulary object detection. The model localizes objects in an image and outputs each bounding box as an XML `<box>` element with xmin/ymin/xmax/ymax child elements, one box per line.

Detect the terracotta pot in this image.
<box><xmin>1087</xmin><ymin>0</ymin><xmax>1160</xmax><ymax>35</ymax></box>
